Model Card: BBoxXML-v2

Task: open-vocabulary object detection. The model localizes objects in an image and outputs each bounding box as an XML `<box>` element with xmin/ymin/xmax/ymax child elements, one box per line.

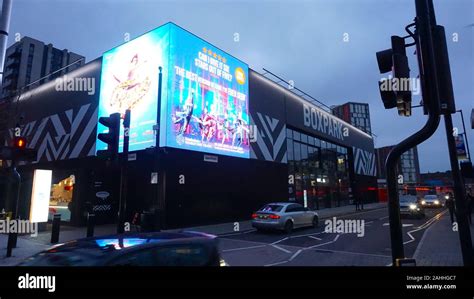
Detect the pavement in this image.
<box><xmin>413</xmin><ymin>210</ymin><xmax>474</xmax><ymax>266</ymax></box>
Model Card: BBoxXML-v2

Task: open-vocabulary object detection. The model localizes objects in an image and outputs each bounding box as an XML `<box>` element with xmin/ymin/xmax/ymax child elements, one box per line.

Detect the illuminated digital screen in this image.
<box><xmin>97</xmin><ymin>23</ymin><xmax>249</xmax><ymax>158</ymax></box>
<box><xmin>97</xmin><ymin>25</ymin><xmax>170</xmax><ymax>153</ymax></box>
<box><xmin>160</xmin><ymin>24</ymin><xmax>250</xmax><ymax>158</ymax></box>
<box><xmin>30</xmin><ymin>169</ymin><xmax>53</xmax><ymax>223</ymax></box>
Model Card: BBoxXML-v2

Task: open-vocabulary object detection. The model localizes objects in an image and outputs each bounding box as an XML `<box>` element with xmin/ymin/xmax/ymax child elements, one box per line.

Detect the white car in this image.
<box><xmin>251</xmin><ymin>202</ymin><xmax>319</xmax><ymax>233</ymax></box>
<box><xmin>420</xmin><ymin>194</ymin><xmax>443</xmax><ymax>208</ymax></box>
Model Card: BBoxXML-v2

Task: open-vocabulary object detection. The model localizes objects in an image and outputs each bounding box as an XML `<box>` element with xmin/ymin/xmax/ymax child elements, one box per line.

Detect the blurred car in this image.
<box><xmin>18</xmin><ymin>231</ymin><xmax>226</xmax><ymax>266</ymax></box>
<box><xmin>251</xmin><ymin>202</ymin><xmax>319</xmax><ymax>233</ymax></box>
<box><xmin>420</xmin><ymin>194</ymin><xmax>443</xmax><ymax>208</ymax></box>
<box><xmin>399</xmin><ymin>195</ymin><xmax>425</xmax><ymax>219</ymax></box>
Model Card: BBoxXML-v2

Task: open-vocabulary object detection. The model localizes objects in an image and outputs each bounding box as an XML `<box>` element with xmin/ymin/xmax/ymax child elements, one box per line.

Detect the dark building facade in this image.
<box><xmin>331</xmin><ymin>102</ymin><xmax>372</xmax><ymax>135</ymax></box>
<box><xmin>375</xmin><ymin>145</ymin><xmax>421</xmax><ymax>184</ymax></box>
<box><xmin>0</xmin><ymin>24</ymin><xmax>377</xmax><ymax>229</ymax></box>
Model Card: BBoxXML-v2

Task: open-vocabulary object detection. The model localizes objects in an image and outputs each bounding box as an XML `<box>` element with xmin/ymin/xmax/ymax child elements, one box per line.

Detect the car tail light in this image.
<box><xmin>251</xmin><ymin>213</ymin><xmax>258</xmax><ymax>219</ymax></box>
<box><xmin>269</xmin><ymin>214</ymin><xmax>280</xmax><ymax>219</ymax></box>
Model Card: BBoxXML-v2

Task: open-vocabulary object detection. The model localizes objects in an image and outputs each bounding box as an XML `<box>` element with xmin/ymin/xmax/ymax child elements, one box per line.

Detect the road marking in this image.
<box><xmin>379</xmin><ymin>216</ymin><xmax>389</xmax><ymax>220</ymax></box>
<box><xmin>412</xmin><ymin>212</ymin><xmax>443</xmax><ymax>259</ymax></box>
<box><xmin>383</xmin><ymin>223</ymin><xmax>413</xmax><ymax>227</ymax></box>
<box><xmin>403</xmin><ymin>210</ymin><xmax>447</xmax><ymax>245</ymax></box>
<box><xmin>222</xmin><ymin>244</ymin><xmax>266</xmax><ymax>252</ymax></box>
<box><xmin>219</xmin><ymin>229</ymin><xmax>256</xmax><ymax>237</ymax></box>
<box><xmin>270</xmin><ymin>237</ymin><xmax>289</xmax><ymax>245</ymax></box>
<box><xmin>289</xmin><ymin>249</ymin><xmax>303</xmax><ymax>261</ymax></box>
<box><xmin>308</xmin><ymin>236</ymin><xmax>322</xmax><ymax>240</ymax></box>
<box><xmin>289</xmin><ymin>231</ymin><xmax>325</xmax><ymax>238</ymax></box>
<box><xmin>264</xmin><ymin>260</ymin><xmax>289</xmax><ymax>267</ymax></box>
<box><xmin>365</xmin><ymin>221</ymin><xmax>374</xmax><ymax>225</ymax></box>
<box><xmin>314</xmin><ymin>249</ymin><xmax>392</xmax><ymax>259</ymax></box>
<box><xmin>306</xmin><ymin>234</ymin><xmax>340</xmax><ymax>249</ymax></box>
<box><xmin>271</xmin><ymin>244</ymin><xmax>292</xmax><ymax>254</ymax></box>
<box><xmin>263</xmin><ymin>234</ymin><xmax>346</xmax><ymax>266</ymax></box>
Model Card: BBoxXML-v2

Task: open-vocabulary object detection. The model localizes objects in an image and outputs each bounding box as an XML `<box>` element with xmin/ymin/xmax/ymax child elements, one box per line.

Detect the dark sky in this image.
<box><xmin>8</xmin><ymin>0</ymin><xmax>474</xmax><ymax>173</ymax></box>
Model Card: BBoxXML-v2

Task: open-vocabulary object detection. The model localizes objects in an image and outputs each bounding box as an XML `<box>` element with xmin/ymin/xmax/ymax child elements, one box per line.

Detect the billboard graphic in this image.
<box><xmin>455</xmin><ymin>134</ymin><xmax>468</xmax><ymax>161</ymax></box>
<box><xmin>97</xmin><ymin>23</ymin><xmax>249</xmax><ymax>158</ymax></box>
<box><xmin>160</xmin><ymin>25</ymin><xmax>250</xmax><ymax>158</ymax></box>
<box><xmin>97</xmin><ymin>25</ymin><xmax>170</xmax><ymax>153</ymax></box>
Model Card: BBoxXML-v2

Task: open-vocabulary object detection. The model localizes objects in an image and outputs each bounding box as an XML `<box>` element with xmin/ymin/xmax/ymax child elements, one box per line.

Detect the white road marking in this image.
<box><xmin>289</xmin><ymin>249</ymin><xmax>303</xmax><ymax>261</ymax></box>
<box><xmin>219</xmin><ymin>229</ymin><xmax>256</xmax><ymax>237</ymax></box>
<box><xmin>222</xmin><ymin>244</ymin><xmax>266</xmax><ymax>253</ymax></box>
<box><xmin>379</xmin><ymin>216</ymin><xmax>389</xmax><ymax>220</ymax></box>
<box><xmin>271</xmin><ymin>244</ymin><xmax>292</xmax><ymax>254</ymax></box>
<box><xmin>270</xmin><ymin>237</ymin><xmax>289</xmax><ymax>245</ymax></box>
<box><xmin>308</xmin><ymin>236</ymin><xmax>322</xmax><ymax>240</ymax></box>
<box><xmin>383</xmin><ymin>223</ymin><xmax>413</xmax><ymax>227</ymax></box>
<box><xmin>403</xmin><ymin>210</ymin><xmax>446</xmax><ymax>245</ymax></box>
<box><xmin>307</xmin><ymin>234</ymin><xmax>340</xmax><ymax>249</ymax></box>
<box><xmin>264</xmin><ymin>260</ymin><xmax>290</xmax><ymax>267</ymax></box>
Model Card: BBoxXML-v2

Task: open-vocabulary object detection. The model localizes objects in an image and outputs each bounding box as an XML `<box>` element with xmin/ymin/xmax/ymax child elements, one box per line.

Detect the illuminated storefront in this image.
<box><xmin>2</xmin><ymin>23</ymin><xmax>377</xmax><ymax>228</ymax></box>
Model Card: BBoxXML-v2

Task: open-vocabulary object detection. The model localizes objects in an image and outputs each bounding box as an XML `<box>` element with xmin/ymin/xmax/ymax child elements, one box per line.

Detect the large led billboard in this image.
<box><xmin>160</xmin><ymin>24</ymin><xmax>250</xmax><ymax>158</ymax></box>
<box><xmin>97</xmin><ymin>25</ymin><xmax>170</xmax><ymax>152</ymax></box>
<box><xmin>97</xmin><ymin>23</ymin><xmax>249</xmax><ymax>158</ymax></box>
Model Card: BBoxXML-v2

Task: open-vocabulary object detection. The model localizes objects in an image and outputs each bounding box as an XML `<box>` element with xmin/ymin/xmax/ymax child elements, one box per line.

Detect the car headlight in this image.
<box><xmin>220</xmin><ymin>259</ymin><xmax>229</xmax><ymax>267</ymax></box>
<box><xmin>445</xmin><ymin>195</ymin><xmax>449</xmax><ymax>200</ymax></box>
<box><xmin>421</xmin><ymin>200</ymin><xmax>426</xmax><ymax>205</ymax></box>
<box><xmin>434</xmin><ymin>200</ymin><xmax>440</xmax><ymax>205</ymax></box>
<box><xmin>409</xmin><ymin>204</ymin><xmax>417</xmax><ymax>210</ymax></box>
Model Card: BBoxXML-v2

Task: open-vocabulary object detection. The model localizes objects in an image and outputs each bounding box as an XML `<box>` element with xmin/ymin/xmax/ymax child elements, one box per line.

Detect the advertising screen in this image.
<box><xmin>97</xmin><ymin>23</ymin><xmax>249</xmax><ymax>158</ymax></box>
<box><xmin>97</xmin><ymin>25</ymin><xmax>170</xmax><ymax>153</ymax></box>
<box><xmin>160</xmin><ymin>24</ymin><xmax>250</xmax><ymax>158</ymax></box>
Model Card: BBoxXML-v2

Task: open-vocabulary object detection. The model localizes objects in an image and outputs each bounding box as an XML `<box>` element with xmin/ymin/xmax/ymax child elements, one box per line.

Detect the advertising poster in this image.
<box><xmin>97</xmin><ymin>25</ymin><xmax>170</xmax><ymax>153</ymax></box>
<box><xmin>455</xmin><ymin>134</ymin><xmax>468</xmax><ymax>161</ymax></box>
<box><xmin>161</xmin><ymin>24</ymin><xmax>250</xmax><ymax>158</ymax></box>
<box><xmin>29</xmin><ymin>169</ymin><xmax>53</xmax><ymax>223</ymax></box>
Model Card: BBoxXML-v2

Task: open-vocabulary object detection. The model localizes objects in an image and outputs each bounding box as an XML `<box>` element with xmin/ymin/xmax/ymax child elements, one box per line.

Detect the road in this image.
<box><xmin>218</xmin><ymin>207</ymin><xmax>447</xmax><ymax>266</ymax></box>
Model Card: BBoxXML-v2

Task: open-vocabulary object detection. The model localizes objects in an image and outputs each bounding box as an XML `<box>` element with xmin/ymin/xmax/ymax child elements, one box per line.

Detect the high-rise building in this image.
<box><xmin>1</xmin><ymin>36</ymin><xmax>85</xmax><ymax>99</ymax></box>
<box><xmin>331</xmin><ymin>102</ymin><xmax>372</xmax><ymax>134</ymax></box>
<box><xmin>375</xmin><ymin>145</ymin><xmax>421</xmax><ymax>184</ymax></box>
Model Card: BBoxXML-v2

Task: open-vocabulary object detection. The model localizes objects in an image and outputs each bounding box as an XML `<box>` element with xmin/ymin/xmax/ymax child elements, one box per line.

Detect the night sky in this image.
<box><xmin>8</xmin><ymin>0</ymin><xmax>474</xmax><ymax>173</ymax></box>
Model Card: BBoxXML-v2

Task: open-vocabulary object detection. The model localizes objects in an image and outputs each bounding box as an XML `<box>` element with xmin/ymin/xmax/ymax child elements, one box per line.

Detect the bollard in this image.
<box><xmin>6</xmin><ymin>231</ymin><xmax>17</xmax><ymax>257</ymax></box>
<box><xmin>50</xmin><ymin>214</ymin><xmax>61</xmax><ymax>244</ymax></box>
<box><xmin>86</xmin><ymin>213</ymin><xmax>95</xmax><ymax>238</ymax></box>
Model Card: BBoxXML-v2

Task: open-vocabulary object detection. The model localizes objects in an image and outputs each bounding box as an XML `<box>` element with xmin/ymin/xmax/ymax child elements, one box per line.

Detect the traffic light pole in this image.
<box><xmin>117</xmin><ymin>109</ymin><xmax>130</xmax><ymax>234</ymax></box>
<box><xmin>385</xmin><ymin>0</ymin><xmax>442</xmax><ymax>266</ymax></box>
<box><xmin>443</xmin><ymin>113</ymin><xmax>473</xmax><ymax>266</ymax></box>
<box><xmin>6</xmin><ymin>161</ymin><xmax>21</xmax><ymax>257</ymax></box>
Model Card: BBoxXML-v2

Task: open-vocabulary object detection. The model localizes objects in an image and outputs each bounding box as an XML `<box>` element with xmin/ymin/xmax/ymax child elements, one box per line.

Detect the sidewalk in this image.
<box><xmin>0</xmin><ymin>202</ymin><xmax>386</xmax><ymax>265</ymax></box>
<box><xmin>413</xmin><ymin>211</ymin><xmax>474</xmax><ymax>266</ymax></box>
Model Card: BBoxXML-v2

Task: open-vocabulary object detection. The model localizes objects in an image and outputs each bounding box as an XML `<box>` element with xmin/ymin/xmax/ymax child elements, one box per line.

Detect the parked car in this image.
<box><xmin>420</xmin><ymin>194</ymin><xmax>443</xmax><ymax>208</ymax></box>
<box><xmin>251</xmin><ymin>202</ymin><xmax>319</xmax><ymax>233</ymax></box>
<box><xmin>18</xmin><ymin>231</ymin><xmax>226</xmax><ymax>266</ymax></box>
<box><xmin>399</xmin><ymin>195</ymin><xmax>425</xmax><ymax>219</ymax></box>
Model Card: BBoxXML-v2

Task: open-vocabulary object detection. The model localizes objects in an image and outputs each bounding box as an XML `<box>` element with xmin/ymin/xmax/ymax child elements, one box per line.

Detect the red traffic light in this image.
<box><xmin>13</xmin><ymin>137</ymin><xmax>27</xmax><ymax>149</ymax></box>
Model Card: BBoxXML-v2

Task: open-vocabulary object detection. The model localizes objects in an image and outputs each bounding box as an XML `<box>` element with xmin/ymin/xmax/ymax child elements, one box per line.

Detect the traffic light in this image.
<box><xmin>96</xmin><ymin>113</ymin><xmax>120</xmax><ymax>161</ymax></box>
<box><xmin>376</xmin><ymin>36</ymin><xmax>412</xmax><ymax>116</ymax></box>
<box><xmin>0</xmin><ymin>136</ymin><xmax>37</xmax><ymax>162</ymax></box>
<box><xmin>13</xmin><ymin>136</ymin><xmax>27</xmax><ymax>150</ymax></box>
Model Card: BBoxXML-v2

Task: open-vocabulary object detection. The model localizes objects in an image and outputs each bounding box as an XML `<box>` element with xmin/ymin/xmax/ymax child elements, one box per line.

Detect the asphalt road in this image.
<box><xmin>218</xmin><ymin>207</ymin><xmax>447</xmax><ymax>266</ymax></box>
